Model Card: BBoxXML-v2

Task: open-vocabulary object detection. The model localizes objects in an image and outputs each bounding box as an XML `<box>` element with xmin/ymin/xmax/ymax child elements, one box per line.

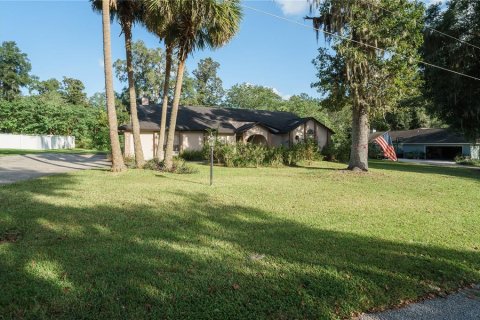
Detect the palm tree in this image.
<box><xmin>93</xmin><ymin>0</ymin><xmax>145</xmax><ymax>168</ymax></box>
<box><xmin>144</xmin><ymin>6</ymin><xmax>176</xmax><ymax>161</ymax></box>
<box><xmin>96</xmin><ymin>0</ymin><xmax>126</xmax><ymax>172</ymax></box>
<box><xmin>147</xmin><ymin>0</ymin><xmax>242</xmax><ymax>170</ymax></box>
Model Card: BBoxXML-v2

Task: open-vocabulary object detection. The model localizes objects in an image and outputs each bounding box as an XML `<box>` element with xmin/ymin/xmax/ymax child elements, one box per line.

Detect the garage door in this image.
<box><xmin>140</xmin><ymin>133</ymin><xmax>155</xmax><ymax>160</ymax></box>
<box><xmin>426</xmin><ymin>146</ymin><xmax>462</xmax><ymax>160</ymax></box>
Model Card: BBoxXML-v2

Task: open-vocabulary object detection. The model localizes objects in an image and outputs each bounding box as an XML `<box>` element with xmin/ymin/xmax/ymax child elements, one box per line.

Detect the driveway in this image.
<box><xmin>359</xmin><ymin>285</ymin><xmax>480</xmax><ymax>320</ymax></box>
<box><xmin>398</xmin><ymin>158</ymin><xmax>479</xmax><ymax>169</ymax></box>
<box><xmin>0</xmin><ymin>153</ymin><xmax>110</xmax><ymax>185</ymax></box>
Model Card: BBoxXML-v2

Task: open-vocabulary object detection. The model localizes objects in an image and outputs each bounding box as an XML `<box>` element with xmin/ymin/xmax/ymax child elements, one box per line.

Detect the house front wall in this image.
<box><xmin>401</xmin><ymin>144</ymin><xmax>425</xmax><ymax>156</ymax></box>
<box><xmin>291</xmin><ymin>124</ymin><xmax>305</xmax><ymax>144</ymax></box>
<box><xmin>315</xmin><ymin>123</ymin><xmax>329</xmax><ymax>149</ymax></box>
<box><xmin>141</xmin><ymin>133</ymin><xmax>155</xmax><ymax>160</ymax></box>
<box><xmin>124</xmin><ymin>132</ymin><xmax>156</xmax><ymax>159</ymax></box>
<box><xmin>124</xmin><ymin>120</ymin><xmax>333</xmax><ymax>159</ymax></box>
<box><xmin>181</xmin><ymin>132</ymin><xmax>204</xmax><ymax>151</ymax></box>
<box><xmin>243</xmin><ymin>125</ymin><xmax>270</xmax><ymax>144</ymax></box>
<box><xmin>270</xmin><ymin>133</ymin><xmax>289</xmax><ymax>147</ymax></box>
<box><xmin>471</xmin><ymin>145</ymin><xmax>479</xmax><ymax>160</ymax></box>
<box><xmin>400</xmin><ymin>143</ymin><xmax>475</xmax><ymax>159</ymax></box>
<box><xmin>180</xmin><ymin>132</ymin><xmax>235</xmax><ymax>151</ymax></box>
<box><xmin>125</xmin><ymin>131</ymin><xmax>236</xmax><ymax>160</ymax></box>
<box><xmin>289</xmin><ymin>121</ymin><xmax>330</xmax><ymax>150</ymax></box>
<box><xmin>217</xmin><ymin>133</ymin><xmax>236</xmax><ymax>144</ymax></box>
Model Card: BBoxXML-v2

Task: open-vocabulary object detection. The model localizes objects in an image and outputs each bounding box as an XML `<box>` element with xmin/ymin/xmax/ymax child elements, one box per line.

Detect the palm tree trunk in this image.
<box><xmin>164</xmin><ymin>58</ymin><xmax>186</xmax><ymax>170</ymax></box>
<box><xmin>348</xmin><ymin>103</ymin><xmax>369</xmax><ymax>171</ymax></box>
<box><xmin>123</xmin><ymin>19</ymin><xmax>145</xmax><ymax>168</ymax></box>
<box><xmin>156</xmin><ymin>43</ymin><xmax>173</xmax><ymax>161</ymax></box>
<box><xmin>101</xmin><ymin>0</ymin><xmax>125</xmax><ymax>172</ymax></box>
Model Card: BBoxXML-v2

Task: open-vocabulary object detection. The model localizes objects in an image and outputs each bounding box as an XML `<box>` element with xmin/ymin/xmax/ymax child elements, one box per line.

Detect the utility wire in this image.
<box><xmin>356</xmin><ymin>0</ymin><xmax>480</xmax><ymax>51</ymax></box>
<box><xmin>242</xmin><ymin>4</ymin><xmax>480</xmax><ymax>81</ymax></box>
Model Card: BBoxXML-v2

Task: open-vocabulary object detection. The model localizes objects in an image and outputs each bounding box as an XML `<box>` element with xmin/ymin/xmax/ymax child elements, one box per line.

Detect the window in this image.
<box><xmin>307</xmin><ymin>128</ymin><xmax>314</xmax><ymax>140</ymax></box>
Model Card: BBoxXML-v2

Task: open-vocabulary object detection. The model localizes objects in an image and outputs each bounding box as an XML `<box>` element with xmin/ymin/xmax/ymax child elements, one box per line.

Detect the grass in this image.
<box><xmin>0</xmin><ymin>148</ymin><xmax>106</xmax><ymax>157</ymax></box>
<box><xmin>1</xmin><ymin>160</ymin><xmax>479</xmax><ymax>319</ymax></box>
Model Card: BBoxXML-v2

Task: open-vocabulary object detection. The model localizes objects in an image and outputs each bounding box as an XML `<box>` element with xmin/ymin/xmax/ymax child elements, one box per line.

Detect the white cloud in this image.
<box><xmin>271</xmin><ymin>87</ymin><xmax>292</xmax><ymax>100</ymax></box>
<box><xmin>274</xmin><ymin>0</ymin><xmax>309</xmax><ymax>16</ymax></box>
<box><xmin>98</xmin><ymin>58</ymin><xmax>104</xmax><ymax>69</ymax></box>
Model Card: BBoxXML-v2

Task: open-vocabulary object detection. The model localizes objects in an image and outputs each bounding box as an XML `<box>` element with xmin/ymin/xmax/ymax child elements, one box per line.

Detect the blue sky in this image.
<box><xmin>0</xmin><ymin>0</ymin><xmax>327</xmax><ymax>99</ymax></box>
<box><xmin>0</xmin><ymin>0</ymin><xmax>439</xmax><ymax>99</ymax></box>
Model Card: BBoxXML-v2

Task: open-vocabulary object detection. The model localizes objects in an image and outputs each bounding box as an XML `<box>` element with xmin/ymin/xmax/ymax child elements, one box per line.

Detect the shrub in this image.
<box><xmin>321</xmin><ymin>137</ymin><xmax>350</xmax><ymax>162</ymax></box>
<box><xmin>202</xmin><ymin>140</ymin><xmax>322</xmax><ymax>168</ymax></box>
<box><xmin>123</xmin><ymin>156</ymin><xmax>136</xmax><ymax>169</ymax></box>
<box><xmin>404</xmin><ymin>151</ymin><xmax>425</xmax><ymax>159</ymax></box>
<box><xmin>170</xmin><ymin>157</ymin><xmax>199</xmax><ymax>174</ymax></box>
<box><xmin>179</xmin><ymin>149</ymin><xmax>205</xmax><ymax>161</ymax></box>
<box><xmin>264</xmin><ymin>147</ymin><xmax>284</xmax><ymax>167</ymax></box>
<box><xmin>455</xmin><ymin>155</ymin><xmax>480</xmax><ymax>167</ymax></box>
<box><xmin>141</xmin><ymin>157</ymin><xmax>199</xmax><ymax>174</ymax></box>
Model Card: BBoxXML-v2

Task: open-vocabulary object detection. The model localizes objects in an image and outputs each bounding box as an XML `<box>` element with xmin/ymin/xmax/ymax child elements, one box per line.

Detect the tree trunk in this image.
<box><xmin>123</xmin><ymin>19</ymin><xmax>145</xmax><ymax>168</ymax></box>
<box><xmin>348</xmin><ymin>103</ymin><xmax>369</xmax><ymax>171</ymax></box>
<box><xmin>156</xmin><ymin>43</ymin><xmax>173</xmax><ymax>161</ymax></box>
<box><xmin>101</xmin><ymin>0</ymin><xmax>126</xmax><ymax>172</ymax></box>
<box><xmin>164</xmin><ymin>58</ymin><xmax>186</xmax><ymax>170</ymax></box>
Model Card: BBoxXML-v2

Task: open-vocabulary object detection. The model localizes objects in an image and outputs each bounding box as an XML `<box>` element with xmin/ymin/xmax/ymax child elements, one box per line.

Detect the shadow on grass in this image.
<box><xmin>154</xmin><ymin>173</ymin><xmax>208</xmax><ymax>186</ymax></box>
<box><xmin>369</xmin><ymin>160</ymin><xmax>480</xmax><ymax>181</ymax></box>
<box><xmin>0</xmin><ymin>175</ymin><xmax>479</xmax><ymax>319</ymax></box>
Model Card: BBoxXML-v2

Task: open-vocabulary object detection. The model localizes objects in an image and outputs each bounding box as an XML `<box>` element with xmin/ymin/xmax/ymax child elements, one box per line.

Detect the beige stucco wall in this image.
<box><xmin>306</xmin><ymin>120</ymin><xmax>315</xmax><ymax>138</ymax></box>
<box><xmin>140</xmin><ymin>133</ymin><xmax>155</xmax><ymax>160</ymax></box>
<box><xmin>124</xmin><ymin>132</ymin><xmax>133</xmax><ymax>158</ymax></box>
<box><xmin>181</xmin><ymin>132</ymin><xmax>204</xmax><ymax>151</ymax></box>
<box><xmin>243</xmin><ymin>125</ymin><xmax>269</xmax><ymax>143</ymax></box>
<box><xmin>217</xmin><ymin>134</ymin><xmax>236</xmax><ymax>144</ymax></box>
<box><xmin>179</xmin><ymin>132</ymin><xmax>235</xmax><ymax>152</ymax></box>
<box><xmin>124</xmin><ymin>132</ymin><xmax>156</xmax><ymax>160</ymax></box>
<box><xmin>288</xmin><ymin>121</ymin><xmax>330</xmax><ymax>150</ymax></box>
<box><xmin>270</xmin><ymin>133</ymin><xmax>289</xmax><ymax>147</ymax></box>
<box><xmin>124</xmin><ymin>132</ymin><xmax>156</xmax><ymax>159</ymax></box>
<box><xmin>292</xmin><ymin>124</ymin><xmax>305</xmax><ymax>144</ymax></box>
<box><xmin>315</xmin><ymin>123</ymin><xmax>329</xmax><ymax>149</ymax></box>
<box><xmin>125</xmin><ymin>123</ymin><xmax>331</xmax><ymax>159</ymax></box>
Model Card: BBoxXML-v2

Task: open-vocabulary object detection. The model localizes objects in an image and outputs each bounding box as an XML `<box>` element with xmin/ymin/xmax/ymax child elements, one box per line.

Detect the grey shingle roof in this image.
<box><xmin>120</xmin><ymin>105</ymin><xmax>334</xmax><ymax>134</ymax></box>
<box><xmin>369</xmin><ymin>128</ymin><xmax>471</xmax><ymax>144</ymax></box>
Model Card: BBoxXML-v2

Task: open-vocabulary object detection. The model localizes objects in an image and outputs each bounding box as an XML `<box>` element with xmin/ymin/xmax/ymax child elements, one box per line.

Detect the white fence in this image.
<box><xmin>0</xmin><ymin>133</ymin><xmax>75</xmax><ymax>150</ymax></box>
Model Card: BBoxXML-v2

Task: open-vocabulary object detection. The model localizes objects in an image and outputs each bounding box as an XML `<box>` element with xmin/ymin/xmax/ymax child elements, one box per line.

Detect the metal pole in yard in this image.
<box><xmin>210</xmin><ymin>145</ymin><xmax>213</xmax><ymax>186</ymax></box>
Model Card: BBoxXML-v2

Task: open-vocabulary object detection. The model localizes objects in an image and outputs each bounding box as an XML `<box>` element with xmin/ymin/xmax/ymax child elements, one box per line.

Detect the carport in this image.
<box><xmin>426</xmin><ymin>145</ymin><xmax>463</xmax><ymax>160</ymax></box>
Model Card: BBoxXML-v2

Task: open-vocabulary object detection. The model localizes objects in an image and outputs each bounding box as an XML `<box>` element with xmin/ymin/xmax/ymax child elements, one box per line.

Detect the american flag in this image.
<box><xmin>374</xmin><ymin>132</ymin><xmax>397</xmax><ymax>161</ymax></box>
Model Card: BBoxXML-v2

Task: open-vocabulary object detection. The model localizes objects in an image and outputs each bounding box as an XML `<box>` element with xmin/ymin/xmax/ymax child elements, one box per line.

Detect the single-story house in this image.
<box><xmin>369</xmin><ymin>128</ymin><xmax>479</xmax><ymax>160</ymax></box>
<box><xmin>119</xmin><ymin>104</ymin><xmax>334</xmax><ymax>160</ymax></box>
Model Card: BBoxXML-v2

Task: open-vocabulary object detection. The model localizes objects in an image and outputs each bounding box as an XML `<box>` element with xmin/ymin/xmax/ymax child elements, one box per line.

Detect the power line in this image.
<box><xmin>242</xmin><ymin>4</ymin><xmax>480</xmax><ymax>81</ymax></box>
<box><xmin>356</xmin><ymin>0</ymin><xmax>480</xmax><ymax>51</ymax></box>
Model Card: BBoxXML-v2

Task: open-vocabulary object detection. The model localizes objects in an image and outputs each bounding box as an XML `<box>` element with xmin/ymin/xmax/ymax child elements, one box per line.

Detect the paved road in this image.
<box><xmin>0</xmin><ymin>153</ymin><xmax>110</xmax><ymax>185</ymax></box>
<box><xmin>359</xmin><ymin>285</ymin><xmax>480</xmax><ymax>320</ymax></box>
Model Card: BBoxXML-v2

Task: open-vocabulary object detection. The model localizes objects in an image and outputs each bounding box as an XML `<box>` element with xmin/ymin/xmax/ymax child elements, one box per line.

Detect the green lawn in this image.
<box><xmin>1</xmin><ymin>161</ymin><xmax>479</xmax><ymax>319</ymax></box>
<box><xmin>0</xmin><ymin>148</ymin><xmax>105</xmax><ymax>157</ymax></box>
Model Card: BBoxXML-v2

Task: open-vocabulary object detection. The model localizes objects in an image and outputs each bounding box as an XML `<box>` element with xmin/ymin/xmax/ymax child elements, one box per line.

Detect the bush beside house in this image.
<box><xmin>182</xmin><ymin>139</ymin><xmax>322</xmax><ymax>168</ymax></box>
